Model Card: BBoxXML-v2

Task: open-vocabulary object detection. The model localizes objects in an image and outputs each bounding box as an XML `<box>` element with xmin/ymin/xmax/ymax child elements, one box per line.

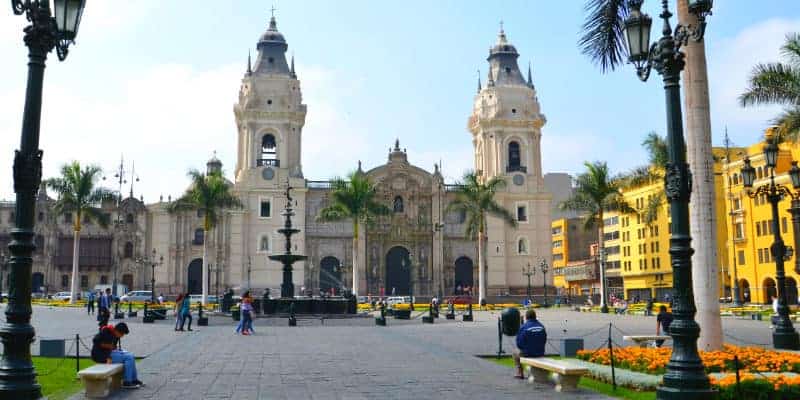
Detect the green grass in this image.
<box><xmin>486</xmin><ymin>356</ymin><xmax>656</xmax><ymax>400</ymax></box>
<box><xmin>34</xmin><ymin>356</ymin><xmax>95</xmax><ymax>400</ymax></box>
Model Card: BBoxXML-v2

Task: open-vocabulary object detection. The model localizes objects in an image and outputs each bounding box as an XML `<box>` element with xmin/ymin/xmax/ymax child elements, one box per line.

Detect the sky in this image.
<box><xmin>1</xmin><ymin>1</ymin><xmax>800</xmax><ymax>203</ymax></box>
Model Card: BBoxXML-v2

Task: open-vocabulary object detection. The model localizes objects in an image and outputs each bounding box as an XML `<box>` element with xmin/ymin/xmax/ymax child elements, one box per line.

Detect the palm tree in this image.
<box><xmin>317</xmin><ymin>172</ymin><xmax>390</xmax><ymax>296</ymax></box>
<box><xmin>740</xmin><ymin>33</ymin><xmax>800</xmax><ymax>140</ymax></box>
<box><xmin>642</xmin><ymin>131</ymin><xmax>668</xmax><ymax>169</ymax></box>
<box><xmin>44</xmin><ymin>162</ymin><xmax>113</xmax><ymax>304</ymax></box>
<box><xmin>167</xmin><ymin>169</ymin><xmax>241</xmax><ymax>305</ymax></box>
<box><xmin>581</xmin><ymin>0</ymin><xmax>723</xmax><ymax>349</ymax></box>
<box><xmin>561</xmin><ymin>161</ymin><xmax>632</xmax><ymax>312</ymax></box>
<box><xmin>446</xmin><ymin>172</ymin><xmax>516</xmax><ymax>305</ymax></box>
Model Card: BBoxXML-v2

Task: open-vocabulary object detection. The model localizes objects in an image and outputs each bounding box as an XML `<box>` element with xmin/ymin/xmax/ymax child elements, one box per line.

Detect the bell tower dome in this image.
<box><xmin>468</xmin><ymin>26</ymin><xmax>546</xmax><ymax>190</ymax></box>
<box><xmin>234</xmin><ymin>13</ymin><xmax>307</xmax><ymax>186</ymax></box>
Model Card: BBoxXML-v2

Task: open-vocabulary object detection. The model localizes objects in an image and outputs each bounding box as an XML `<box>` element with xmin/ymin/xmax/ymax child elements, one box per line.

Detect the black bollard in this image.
<box><xmin>288</xmin><ymin>302</ymin><xmax>297</xmax><ymax>326</ymax></box>
<box><xmin>446</xmin><ymin>302</ymin><xmax>455</xmax><ymax>320</ymax></box>
<box><xmin>76</xmin><ymin>334</ymin><xmax>80</xmax><ymax>373</ymax></box>
<box><xmin>143</xmin><ymin>302</ymin><xmax>154</xmax><ymax>323</ymax></box>
<box><xmin>127</xmin><ymin>301</ymin><xmax>137</xmax><ymax>318</ymax></box>
<box><xmin>423</xmin><ymin>302</ymin><xmax>434</xmax><ymax>324</ymax></box>
<box><xmin>496</xmin><ymin>318</ymin><xmax>505</xmax><ymax>358</ymax></box>
<box><xmin>463</xmin><ymin>303</ymin><xmax>474</xmax><ymax>322</ymax></box>
<box><xmin>375</xmin><ymin>303</ymin><xmax>387</xmax><ymax>326</ymax></box>
<box><xmin>114</xmin><ymin>301</ymin><xmax>124</xmax><ymax>319</ymax></box>
<box><xmin>608</xmin><ymin>323</ymin><xmax>616</xmax><ymax>391</ymax></box>
<box><xmin>198</xmin><ymin>301</ymin><xmax>208</xmax><ymax>326</ymax></box>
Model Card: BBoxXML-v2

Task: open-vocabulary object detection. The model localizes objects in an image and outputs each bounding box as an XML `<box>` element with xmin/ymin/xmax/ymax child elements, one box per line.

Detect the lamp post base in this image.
<box><xmin>600</xmin><ymin>305</ymin><xmax>609</xmax><ymax>313</ymax></box>
<box><xmin>773</xmin><ymin>329</ymin><xmax>800</xmax><ymax>350</ymax></box>
<box><xmin>656</xmin><ymin>385</ymin><xmax>717</xmax><ymax>400</ymax></box>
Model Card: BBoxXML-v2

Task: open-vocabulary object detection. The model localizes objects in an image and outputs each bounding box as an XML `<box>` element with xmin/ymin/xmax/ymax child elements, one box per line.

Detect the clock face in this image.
<box><xmin>513</xmin><ymin>174</ymin><xmax>524</xmax><ymax>186</ymax></box>
<box><xmin>262</xmin><ymin>167</ymin><xmax>275</xmax><ymax>181</ymax></box>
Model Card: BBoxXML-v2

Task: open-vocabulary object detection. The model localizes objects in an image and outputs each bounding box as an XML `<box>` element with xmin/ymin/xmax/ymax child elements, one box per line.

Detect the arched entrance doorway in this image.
<box><xmin>763</xmin><ymin>277</ymin><xmax>777</xmax><ymax>305</ymax></box>
<box><xmin>319</xmin><ymin>256</ymin><xmax>342</xmax><ymax>296</ymax></box>
<box><xmin>454</xmin><ymin>256</ymin><xmax>473</xmax><ymax>295</ymax></box>
<box><xmin>740</xmin><ymin>279</ymin><xmax>751</xmax><ymax>303</ymax></box>
<box><xmin>32</xmin><ymin>272</ymin><xmax>44</xmax><ymax>293</ymax></box>
<box><xmin>122</xmin><ymin>274</ymin><xmax>133</xmax><ymax>292</ymax></box>
<box><xmin>786</xmin><ymin>277</ymin><xmax>799</xmax><ymax>305</ymax></box>
<box><xmin>187</xmin><ymin>258</ymin><xmax>202</xmax><ymax>294</ymax></box>
<box><xmin>385</xmin><ymin>246</ymin><xmax>411</xmax><ymax>296</ymax></box>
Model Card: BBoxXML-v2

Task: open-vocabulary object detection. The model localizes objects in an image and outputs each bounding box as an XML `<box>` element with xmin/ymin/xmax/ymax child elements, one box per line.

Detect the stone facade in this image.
<box><xmin>1</xmin><ymin>18</ymin><xmax>552</xmax><ymax>299</ymax></box>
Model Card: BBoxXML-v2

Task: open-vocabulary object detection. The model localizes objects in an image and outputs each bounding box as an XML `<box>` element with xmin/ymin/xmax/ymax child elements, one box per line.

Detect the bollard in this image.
<box><xmin>127</xmin><ymin>302</ymin><xmax>137</xmax><ymax>318</ymax></box>
<box><xmin>496</xmin><ymin>318</ymin><xmax>505</xmax><ymax>358</ymax></box>
<box><xmin>143</xmin><ymin>303</ymin><xmax>154</xmax><ymax>323</ymax></box>
<box><xmin>198</xmin><ymin>301</ymin><xmax>208</xmax><ymax>326</ymax></box>
<box><xmin>463</xmin><ymin>303</ymin><xmax>474</xmax><ymax>322</ymax></box>
<box><xmin>446</xmin><ymin>302</ymin><xmax>455</xmax><ymax>320</ymax></box>
<box><xmin>608</xmin><ymin>323</ymin><xmax>616</xmax><ymax>391</ymax></box>
<box><xmin>288</xmin><ymin>302</ymin><xmax>297</xmax><ymax>326</ymax></box>
<box><xmin>422</xmin><ymin>302</ymin><xmax>434</xmax><ymax>324</ymax></box>
<box><xmin>114</xmin><ymin>302</ymin><xmax>124</xmax><ymax>319</ymax></box>
<box><xmin>375</xmin><ymin>304</ymin><xmax>387</xmax><ymax>326</ymax></box>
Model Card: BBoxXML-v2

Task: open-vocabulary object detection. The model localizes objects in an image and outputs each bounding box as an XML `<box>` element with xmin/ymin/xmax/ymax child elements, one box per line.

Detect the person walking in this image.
<box><xmin>174</xmin><ymin>293</ymin><xmax>185</xmax><ymax>331</ymax></box>
<box><xmin>87</xmin><ymin>291</ymin><xmax>95</xmax><ymax>315</ymax></box>
<box><xmin>240</xmin><ymin>291</ymin><xmax>254</xmax><ymax>335</ymax></box>
<box><xmin>97</xmin><ymin>288</ymin><xmax>111</xmax><ymax>327</ymax></box>
<box><xmin>157</xmin><ymin>293</ymin><xmax>164</xmax><ymax>305</ymax></box>
<box><xmin>178</xmin><ymin>293</ymin><xmax>192</xmax><ymax>331</ymax></box>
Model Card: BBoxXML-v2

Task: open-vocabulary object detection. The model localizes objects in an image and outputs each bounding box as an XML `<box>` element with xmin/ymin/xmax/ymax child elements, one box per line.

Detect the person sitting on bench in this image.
<box><xmin>91</xmin><ymin>322</ymin><xmax>143</xmax><ymax>389</ymax></box>
<box><xmin>513</xmin><ymin>309</ymin><xmax>547</xmax><ymax>379</ymax></box>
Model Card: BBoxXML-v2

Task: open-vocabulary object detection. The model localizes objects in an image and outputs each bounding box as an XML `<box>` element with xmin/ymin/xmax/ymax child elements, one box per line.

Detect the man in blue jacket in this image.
<box><xmin>513</xmin><ymin>309</ymin><xmax>547</xmax><ymax>379</ymax></box>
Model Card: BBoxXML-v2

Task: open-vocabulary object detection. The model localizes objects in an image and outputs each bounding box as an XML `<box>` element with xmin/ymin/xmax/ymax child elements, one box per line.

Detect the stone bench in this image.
<box><xmin>520</xmin><ymin>357</ymin><xmax>588</xmax><ymax>392</ymax></box>
<box><xmin>77</xmin><ymin>363</ymin><xmax>124</xmax><ymax>398</ymax></box>
<box><xmin>623</xmin><ymin>335</ymin><xmax>671</xmax><ymax>348</ymax></box>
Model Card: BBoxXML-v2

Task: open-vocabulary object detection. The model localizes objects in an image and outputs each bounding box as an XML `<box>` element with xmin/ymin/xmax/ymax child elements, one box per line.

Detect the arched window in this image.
<box><xmin>193</xmin><ymin>229</ymin><xmax>204</xmax><ymax>245</ymax></box>
<box><xmin>517</xmin><ymin>237</ymin><xmax>529</xmax><ymax>255</ymax></box>
<box><xmin>393</xmin><ymin>196</ymin><xmax>404</xmax><ymax>213</ymax></box>
<box><xmin>259</xmin><ymin>134</ymin><xmax>278</xmax><ymax>166</ymax></box>
<box><xmin>508</xmin><ymin>141</ymin><xmax>521</xmax><ymax>171</ymax></box>
<box><xmin>61</xmin><ymin>274</ymin><xmax>69</xmax><ymax>288</ymax></box>
<box><xmin>124</xmin><ymin>242</ymin><xmax>134</xmax><ymax>258</ymax></box>
<box><xmin>126</xmin><ymin>213</ymin><xmax>134</xmax><ymax>224</ymax></box>
<box><xmin>258</xmin><ymin>234</ymin><xmax>271</xmax><ymax>253</ymax></box>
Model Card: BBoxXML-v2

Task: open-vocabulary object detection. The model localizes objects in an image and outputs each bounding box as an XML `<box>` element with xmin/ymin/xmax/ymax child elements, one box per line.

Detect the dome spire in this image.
<box><xmin>290</xmin><ymin>53</ymin><xmax>296</xmax><ymax>78</ymax></box>
<box><xmin>253</xmin><ymin>7</ymin><xmax>290</xmax><ymax>75</ymax></box>
<box><xmin>498</xmin><ymin>20</ymin><xmax>507</xmax><ymax>44</ymax></box>
<box><xmin>477</xmin><ymin>69</ymin><xmax>482</xmax><ymax>92</ymax></box>
<box><xmin>527</xmin><ymin>61</ymin><xmax>533</xmax><ymax>87</ymax></box>
<box><xmin>247</xmin><ymin>49</ymin><xmax>252</xmax><ymax>75</ymax></box>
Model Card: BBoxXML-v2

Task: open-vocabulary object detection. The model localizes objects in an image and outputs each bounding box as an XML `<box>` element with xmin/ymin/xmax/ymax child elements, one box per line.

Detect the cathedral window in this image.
<box><xmin>258</xmin><ymin>234</ymin><xmax>271</xmax><ymax>253</ymax></box>
<box><xmin>126</xmin><ymin>213</ymin><xmax>134</xmax><ymax>224</ymax></box>
<box><xmin>193</xmin><ymin>229</ymin><xmax>204</xmax><ymax>245</ymax></box>
<box><xmin>80</xmin><ymin>275</ymin><xmax>89</xmax><ymax>289</ymax></box>
<box><xmin>259</xmin><ymin>134</ymin><xmax>278</xmax><ymax>166</ymax></box>
<box><xmin>393</xmin><ymin>196</ymin><xmax>404</xmax><ymax>213</ymax></box>
<box><xmin>508</xmin><ymin>141</ymin><xmax>522</xmax><ymax>172</ymax></box>
<box><xmin>516</xmin><ymin>202</ymin><xmax>528</xmax><ymax>222</ymax></box>
<box><xmin>259</xmin><ymin>198</ymin><xmax>272</xmax><ymax>218</ymax></box>
<box><xmin>517</xmin><ymin>237</ymin><xmax>529</xmax><ymax>255</ymax></box>
<box><xmin>61</xmin><ymin>274</ymin><xmax>69</xmax><ymax>288</ymax></box>
<box><xmin>124</xmin><ymin>242</ymin><xmax>134</xmax><ymax>258</ymax></box>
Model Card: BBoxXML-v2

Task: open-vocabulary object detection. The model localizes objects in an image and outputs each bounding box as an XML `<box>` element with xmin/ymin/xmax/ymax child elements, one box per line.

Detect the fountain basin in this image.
<box><xmin>268</xmin><ymin>254</ymin><xmax>308</xmax><ymax>263</ymax></box>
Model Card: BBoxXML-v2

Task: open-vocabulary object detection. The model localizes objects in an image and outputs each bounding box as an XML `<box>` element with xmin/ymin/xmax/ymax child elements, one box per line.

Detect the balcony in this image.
<box><xmin>256</xmin><ymin>159</ymin><xmax>280</xmax><ymax>167</ymax></box>
<box><xmin>506</xmin><ymin>165</ymin><xmax>527</xmax><ymax>173</ymax></box>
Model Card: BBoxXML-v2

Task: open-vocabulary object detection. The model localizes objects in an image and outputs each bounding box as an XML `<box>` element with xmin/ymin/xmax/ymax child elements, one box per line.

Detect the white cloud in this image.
<box><xmin>708</xmin><ymin>18</ymin><xmax>800</xmax><ymax>140</ymax></box>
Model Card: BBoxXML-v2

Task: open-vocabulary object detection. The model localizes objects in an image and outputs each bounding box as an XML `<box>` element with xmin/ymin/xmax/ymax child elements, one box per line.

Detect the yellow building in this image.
<box><xmin>723</xmin><ymin>130</ymin><xmax>800</xmax><ymax>305</ymax></box>
<box><xmin>551</xmin><ymin>217</ymin><xmax>595</xmax><ymax>296</ymax></box>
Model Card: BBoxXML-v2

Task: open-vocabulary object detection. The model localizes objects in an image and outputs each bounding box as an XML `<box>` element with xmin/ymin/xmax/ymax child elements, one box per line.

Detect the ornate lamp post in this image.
<box><xmin>623</xmin><ymin>0</ymin><xmax>716</xmax><ymax>397</ymax></box>
<box><xmin>522</xmin><ymin>262</ymin><xmax>534</xmax><ymax>303</ymax></box>
<box><xmin>740</xmin><ymin>138</ymin><xmax>800</xmax><ymax>350</ymax></box>
<box><xmin>135</xmin><ymin>249</ymin><xmax>162</xmax><ymax>303</ymax></box>
<box><xmin>539</xmin><ymin>259</ymin><xmax>549</xmax><ymax>307</ymax></box>
<box><xmin>0</xmin><ymin>249</ymin><xmax>7</xmax><ymax>299</ymax></box>
<box><xmin>5</xmin><ymin>1</ymin><xmax>86</xmax><ymax>398</ymax></box>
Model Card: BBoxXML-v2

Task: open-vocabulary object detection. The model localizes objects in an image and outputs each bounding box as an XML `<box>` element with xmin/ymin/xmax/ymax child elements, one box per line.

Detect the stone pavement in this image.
<box><xmin>19</xmin><ymin>304</ymin><xmax>782</xmax><ymax>399</ymax></box>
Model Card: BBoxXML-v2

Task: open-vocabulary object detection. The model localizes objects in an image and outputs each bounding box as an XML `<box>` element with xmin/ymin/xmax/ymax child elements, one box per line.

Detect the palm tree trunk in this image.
<box><xmin>202</xmin><ymin>229</ymin><xmax>209</xmax><ymax>305</ymax></box>
<box><xmin>678</xmin><ymin>0</ymin><xmax>723</xmax><ymax>350</ymax></box>
<box><xmin>352</xmin><ymin>221</ymin><xmax>359</xmax><ymax>296</ymax></box>
<box><xmin>478</xmin><ymin>231</ymin><xmax>485</xmax><ymax>305</ymax></box>
<box><xmin>69</xmin><ymin>229</ymin><xmax>80</xmax><ymax>304</ymax></box>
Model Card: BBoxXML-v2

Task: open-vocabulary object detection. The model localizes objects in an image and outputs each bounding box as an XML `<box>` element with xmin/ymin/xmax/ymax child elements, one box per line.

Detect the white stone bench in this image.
<box><xmin>623</xmin><ymin>335</ymin><xmax>671</xmax><ymax>348</ymax></box>
<box><xmin>77</xmin><ymin>363</ymin><xmax>124</xmax><ymax>398</ymax></box>
<box><xmin>519</xmin><ymin>357</ymin><xmax>588</xmax><ymax>392</ymax></box>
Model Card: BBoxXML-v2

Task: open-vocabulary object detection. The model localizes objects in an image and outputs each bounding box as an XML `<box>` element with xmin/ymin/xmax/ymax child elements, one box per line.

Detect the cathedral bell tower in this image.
<box><xmin>469</xmin><ymin>27</ymin><xmax>545</xmax><ymax>190</ymax></box>
<box><xmin>234</xmin><ymin>14</ymin><xmax>307</xmax><ymax>185</ymax></box>
<box><xmin>467</xmin><ymin>26</ymin><xmax>552</xmax><ymax>298</ymax></box>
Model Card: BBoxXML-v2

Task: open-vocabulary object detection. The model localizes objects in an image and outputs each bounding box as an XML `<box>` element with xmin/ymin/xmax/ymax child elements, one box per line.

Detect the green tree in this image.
<box><xmin>561</xmin><ymin>161</ymin><xmax>632</xmax><ymax>312</ymax></box>
<box><xmin>317</xmin><ymin>172</ymin><xmax>390</xmax><ymax>296</ymax></box>
<box><xmin>167</xmin><ymin>169</ymin><xmax>241</xmax><ymax>305</ymax></box>
<box><xmin>44</xmin><ymin>162</ymin><xmax>113</xmax><ymax>303</ymax></box>
<box><xmin>446</xmin><ymin>172</ymin><xmax>516</xmax><ymax>305</ymax></box>
<box><xmin>740</xmin><ymin>33</ymin><xmax>800</xmax><ymax>141</ymax></box>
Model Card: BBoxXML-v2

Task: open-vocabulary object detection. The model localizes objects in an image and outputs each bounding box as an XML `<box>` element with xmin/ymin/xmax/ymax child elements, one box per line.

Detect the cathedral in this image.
<box><xmin>0</xmin><ymin>16</ymin><xmax>552</xmax><ymax>300</ymax></box>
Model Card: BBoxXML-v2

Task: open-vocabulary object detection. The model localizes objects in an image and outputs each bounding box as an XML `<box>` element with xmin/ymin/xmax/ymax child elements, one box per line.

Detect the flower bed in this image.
<box><xmin>577</xmin><ymin>345</ymin><xmax>800</xmax><ymax>375</ymax></box>
<box><xmin>711</xmin><ymin>373</ymin><xmax>800</xmax><ymax>400</ymax></box>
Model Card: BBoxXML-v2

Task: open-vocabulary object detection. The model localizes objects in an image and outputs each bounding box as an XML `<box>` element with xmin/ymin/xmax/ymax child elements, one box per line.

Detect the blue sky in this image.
<box><xmin>1</xmin><ymin>1</ymin><xmax>800</xmax><ymax>202</ymax></box>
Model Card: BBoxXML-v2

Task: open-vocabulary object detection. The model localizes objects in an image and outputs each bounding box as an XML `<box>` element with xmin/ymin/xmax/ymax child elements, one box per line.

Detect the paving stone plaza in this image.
<box><xmin>8</xmin><ymin>304</ymin><xmax>780</xmax><ymax>399</ymax></box>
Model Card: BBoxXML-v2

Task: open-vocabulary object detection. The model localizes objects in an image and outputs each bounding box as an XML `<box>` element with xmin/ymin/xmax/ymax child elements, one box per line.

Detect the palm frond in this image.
<box><xmin>641</xmin><ymin>131</ymin><xmax>668</xmax><ymax>168</ymax></box>
<box><xmin>780</xmin><ymin>33</ymin><xmax>800</xmax><ymax>68</ymax></box>
<box><xmin>578</xmin><ymin>0</ymin><xmax>629</xmax><ymax>72</ymax></box>
<box><xmin>773</xmin><ymin>106</ymin><xmax>800</xmax><ymax>142</ymax></box>
<box><xmin>739</xmin><ymin>62</ymin><xmax>800</xmax><ymax>107</ymax></box>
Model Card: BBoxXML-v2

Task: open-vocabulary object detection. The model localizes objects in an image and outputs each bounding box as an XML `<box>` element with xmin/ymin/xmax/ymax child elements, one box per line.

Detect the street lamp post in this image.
<box><xmin>0</xmin><ymin>249</ymin><xmax>7</xmax><ymax>299</ymax></box>
<box><xmin>740</xmin><ymin>138</ymin><xmax>800</xmax><ymax>350</ymax></box>
<box><xmin>522</xmin><ymin>262</ymin><xmax>534</xmax><ymax>303</ymax></box>
<box><xmin>5</xmin><ymin>1</ymin><xmax>86</xmax><ymax>398</ymax></box>
<box><xmin>623</xmin><ymin>0</ymin><xmax>716</xmax><ymax>398</ymax></box>
<box><xmin>539</xmin><ymin>259</ymin><xmax>549</xmax><ymax>307</ymax></box>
